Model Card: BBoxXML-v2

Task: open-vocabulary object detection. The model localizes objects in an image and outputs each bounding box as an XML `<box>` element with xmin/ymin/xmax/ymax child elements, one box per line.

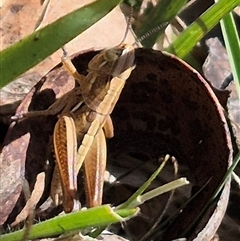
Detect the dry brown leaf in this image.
<box><xmin>1</xmin><ymin>0</ymin><xmax>44</xmax><ymax>49</ymax></box>
<box><xmin>11</xmin><ymin>172</ymin><xmax>45</xmax><ymax>226</ymax></box>
<box><xmin>0</xmin><ymin>2</ymin><xmax>236</xmax><ymax>238</ymax></box>
<box><xmin>1</xmin><ymin>48</ymin><xmax>232</xmax><ymax>240</ymax></box>
<box><xmin>0</xmin><ymin>132</ymin><xmax>30</xmax><ymax>225</ymax></box>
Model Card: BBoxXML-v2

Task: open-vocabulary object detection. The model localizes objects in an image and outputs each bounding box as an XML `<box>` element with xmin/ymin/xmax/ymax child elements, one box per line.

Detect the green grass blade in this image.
<box><xmin>90</xmin><ymin>155</ymin><xmax>171</xmax><ymax>237</ymax></box>
<box><xmin>212</xmin><ymin>150</ymin><xmax>240</xmax><ymax>200</ymax></box>
<box><xmin>0</xmin><ymin>0</ymin><xmax>121</xmax><ymax>87</ymax></box>
<box><xmin>219</xmin><ymin>11</ymin><xmax>240</xmax><ymax>97</ymax></box>
<box><xmin>0</xmin><ymin>205</ymin><xmax>138</xmax><ymax>241</ymax></box>
<box><xmin>166</xmin><ymin>0</ymin><xmax>240</xmax><ymax>58</ymax></box>
<box><xmin>117</xmin><ymin>155</ymin><xmax>170</xmax><ymax>209</ymax></box>
<box><xmin>134</xmin><ymin>0</ymin><xmax>188</xmax><ymax>48</ymax></box>
<box><xmin>138</xmin><ymin>178</ymin><xmax>189</xmax><ymax>207</ymax></box>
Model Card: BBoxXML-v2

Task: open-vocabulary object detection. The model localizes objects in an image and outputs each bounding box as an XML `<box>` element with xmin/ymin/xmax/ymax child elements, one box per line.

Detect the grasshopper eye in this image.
<box><xmin>103</xmin><ymin>48</ymin><xmax>122</xmax><ymax>62</ymax></box>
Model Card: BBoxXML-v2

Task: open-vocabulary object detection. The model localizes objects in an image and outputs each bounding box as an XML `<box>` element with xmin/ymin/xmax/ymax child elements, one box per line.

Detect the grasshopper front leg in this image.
<box><xmin>11</xmin><ymin>87</ymin><xmax>84</xmax><ymax>120</ymax></box>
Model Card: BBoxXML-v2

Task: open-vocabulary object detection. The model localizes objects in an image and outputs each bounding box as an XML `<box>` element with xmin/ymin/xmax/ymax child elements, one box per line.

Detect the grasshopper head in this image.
<box><xmin>88</xmin><ymin>44</ymin><xmax>135</xmax><ymax>79</ymax></box>
<box><xmin>109</xmin><ymin>44</ymin><xmax>136</xmax><ymax>79</ymax></box>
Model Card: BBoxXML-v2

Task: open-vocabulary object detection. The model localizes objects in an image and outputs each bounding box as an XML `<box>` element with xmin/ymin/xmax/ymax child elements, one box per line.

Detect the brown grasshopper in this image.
<box><xmin>13</xmin><ymin>44</ymin><xmax>135</xmax><ymax>212</ymax></box>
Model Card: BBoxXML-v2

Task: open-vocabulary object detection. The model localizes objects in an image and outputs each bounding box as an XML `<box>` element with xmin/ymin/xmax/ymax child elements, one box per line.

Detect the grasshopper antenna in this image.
<box><xmin>61</xmin><ymin>46</ymin><xmax>68</xmax><ymax>58</ymax></box>
<box><xmin>119</xmin><ymin>4</ymin><xmax>134</xmax><ymax>45</ymax></box>
<box><xmin>34</xmin><ymin>0</ymin><xmax>51</xmax><ymax>31</ymax></box>
<box><xmin>134</xmin><ymin>22</ymin><xmax>169</xmax><ymax>47</ymax></box>
<box><xmin>120</xmin><ymin>2</ymin><xmax>168</xmax><ymax>47</ymax></box>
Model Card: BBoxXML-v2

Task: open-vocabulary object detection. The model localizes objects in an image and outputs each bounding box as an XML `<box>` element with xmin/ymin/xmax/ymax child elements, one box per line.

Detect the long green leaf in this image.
<box><xmin>0</xmin><ymin>205</ymin><xmax>138</xmax><ymax>241</ymax></box>
<box><xmin>166</xmin><ymin>0</ymin><xmax>240</xmax><ymax>58</ymax></box>
<box><xmin>0</xmin><ymin>0</ymin><xmax>121</xmax><ymax>87</ymax></box>
<box><xmin>219</xmin><ymin>11</ymin><xmax>240</xmax><ymax>97</ymax></box>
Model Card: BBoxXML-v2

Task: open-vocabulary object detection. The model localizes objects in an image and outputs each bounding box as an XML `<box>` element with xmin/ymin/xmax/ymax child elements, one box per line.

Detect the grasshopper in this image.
<box><xmin>13</xmin><ymin>44</ymin><xmax>135</xmax><ymax>212</ymax></box>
